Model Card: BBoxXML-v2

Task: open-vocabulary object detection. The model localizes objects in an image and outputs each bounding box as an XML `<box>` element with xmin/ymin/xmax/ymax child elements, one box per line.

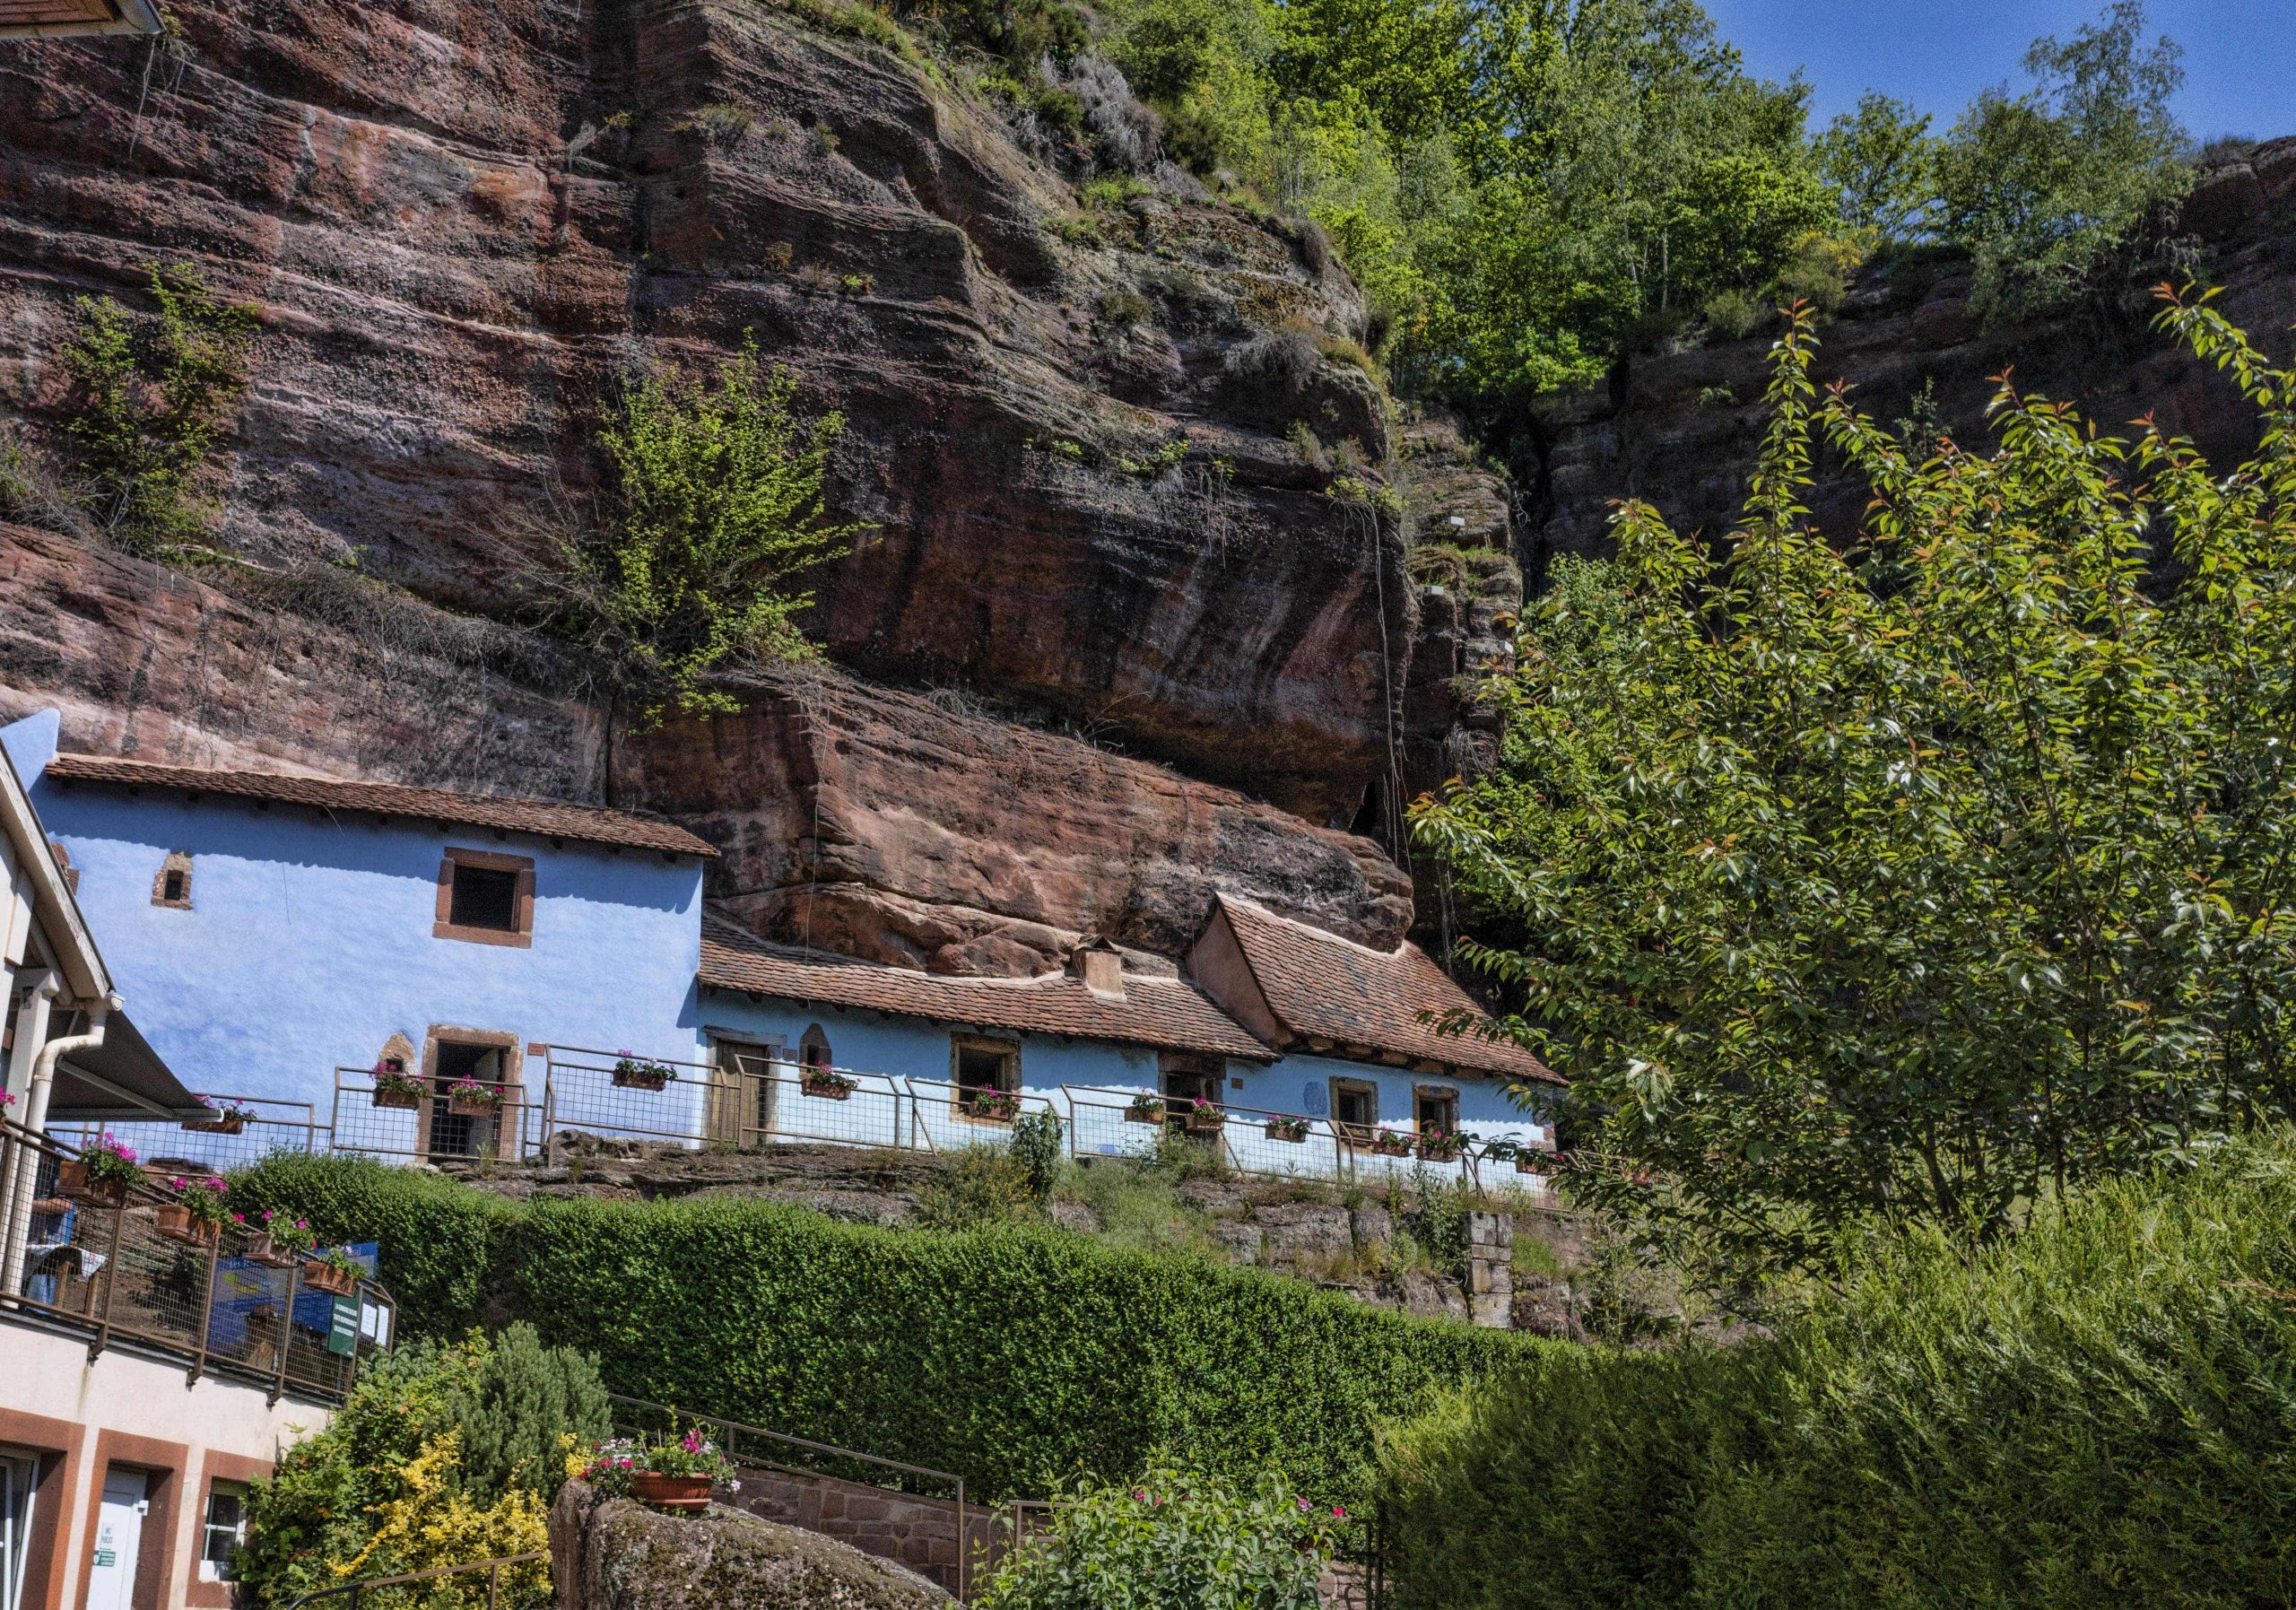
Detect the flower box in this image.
<box><xmin>184</xmin><ymin>1110</ymin><xmax>247</xmax><ymax>1136</ymax></box>
<box><xmin>1416</xmin><ymin>1137</ymin><xmax>1464</xmax><ymax>1163</ymax></box>
<box><xmin>962</xmin><ymin>1090</ymin><xmax>1022</xmax><ymax>1122</ymax></box>
<box><xmin>1124</xmin><ymin>1098</ymin><xmax>1165</xmax><ymax>1124</ymax></box>
<box><xmin>1515</xmin><ymin>1153</ymin><xmax>1554</xmax><ymax>1176</ymax></box>
<box><xmin>448</xmin><ymin>1092</ymin><xmax>500</xmax><ymax>1118</ymax></box>
<box><xmin>1367</xmin><ymin>1133</ymin><xmax>1413</xmax><ymax>1158</ymax></box>
<box><xmin>372</xmin><ymin>1076</ymin><xmax>423</xmax><ymax>1110</ymax></box>
<box><xmin>301</xmin><ymin>1258</ymin><xmax>359</xmax><ymax>1297</ymax></box>
<box><xmin>1265</xmin><ymin>1118</ymin><xmax>1309</xmax><ymax>1144</ymax></box>
<box><xmin>612</xmin><ymin>1057</ymin><xmax>673</xmax><ymax>1092</ymax></box>
<box><xmin>630</xmin><ymin>1472</ymin><xmax>714</xmax><ymax>1511</ymax></box>
<box><xmin>243</xmin><ymin>1232</ymin><xmax>296</xmax><ymax>1268</ymax></box>
<box><xmin>57</xmin><ymin>1159</ymin><xmax>129</xmax><ymax>1208</ymax></box>
<box><xmin>801</xmin><ymin>1072</ymin><xmax>857</xmax><ymax>1101</ymax></box>
<box><xmin>1183</xmin><ymin>1108</ymin><xmax>1226</xmax><ymax>1135</ymax></box>
<box><xmin>156</xmin><ymin>1203</ymin><xmax>221</xmax><ymax>1248</ymax></box>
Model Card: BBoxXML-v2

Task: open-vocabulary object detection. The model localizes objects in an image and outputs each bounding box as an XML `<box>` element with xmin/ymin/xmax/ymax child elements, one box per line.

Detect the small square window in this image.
<box><xmin>201</xmin><ymin>1481</ymin><xmax>247</xmax><ymax>1581</ymax></box>
<box><xmin>1414</xmin><ymin>1086</ymin><xmax>1459</xmax><ymax>1136</ymax></box>
<box><xmin>1332</xmin><ymin>1079</ymin><xmax>1378</xmax><ymax>1136</ymax></box>
<box><xmin>952</xmin><ymin>1038</ymin><xmax>1020</xmax><ymax>1120</ymax></box>
<box><xmin>434</xmin><ymin>849</ymin><xmax>534</xmax><ymax>946</ymax></box>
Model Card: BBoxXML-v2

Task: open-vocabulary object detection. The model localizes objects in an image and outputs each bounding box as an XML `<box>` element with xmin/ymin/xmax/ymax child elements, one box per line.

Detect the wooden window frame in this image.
<box><xmin>950</xmin><ymin>1034</ymin><xmax>1022</xmax><ymax>1124</ymax></box>
<box><xmin>183</xmin><ymin>1453</ymin><xmax>268</xmax><ymax>1610</ymax></box>
<box><xmin>1413</xmin><ymin>1083</ymin><xmax>1460</xmax><ymax>1136</ymax></box>
<box><xmin>1329</xmin><ymin>1076</ymin><xmax>1378</xmax><ymax>1141</ymax></box>
<box><xmin>432</xmin><ymin>848</ymin><xmax>535</xmax><ymax>948</ymax></box>
<box><xmin>150</xmin><ymin>850</ymin><xmax>193</xmax><ymax>910</ymax></box>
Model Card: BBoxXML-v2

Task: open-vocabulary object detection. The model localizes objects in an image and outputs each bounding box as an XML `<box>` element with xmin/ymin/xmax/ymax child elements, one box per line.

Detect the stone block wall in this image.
<box><xmin>1466</xmin><ymin>1210</ymin><xmax>1514</xmax><ymax>1327</ymax></box>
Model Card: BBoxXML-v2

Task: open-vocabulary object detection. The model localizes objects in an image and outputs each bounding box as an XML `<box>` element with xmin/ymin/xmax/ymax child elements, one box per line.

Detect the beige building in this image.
<box><xmin>0</xmin><ymin>740</ymin><xmax>383</xmax><ymax>1610</ymax></box>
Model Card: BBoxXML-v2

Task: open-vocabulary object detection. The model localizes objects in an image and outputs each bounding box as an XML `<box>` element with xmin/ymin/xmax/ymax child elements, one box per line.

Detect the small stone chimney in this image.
<box><xmin>1068</xmin><ymin>936</ymin><xmax>1126</xmax><ymax>1001</ymax></box>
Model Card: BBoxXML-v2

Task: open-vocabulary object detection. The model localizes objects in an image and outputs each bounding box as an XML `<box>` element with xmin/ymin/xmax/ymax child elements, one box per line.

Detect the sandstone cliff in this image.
<box><xmin>0</xmin><ymin>0</ymin><xmax>1516</xmax><ymax>967</ymax></box>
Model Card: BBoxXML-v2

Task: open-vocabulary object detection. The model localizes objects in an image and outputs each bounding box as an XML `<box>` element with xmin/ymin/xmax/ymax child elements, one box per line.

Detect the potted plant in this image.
<box><xmin>611</xmin><ymin>1053</ymin><xmax>674</xmax><ymax>1092</ymax></box>
<box><xmin>1264</xmin><ymin>1115</ymin><xmax>1310</xmax><ymax>1144</ymax></box>
<box><xmin>582</xmin><ymin>1431</ymin><xmax>737</xmax><ymax>1512</ymax></box>
<box><xmin>185</xmin><ymin>1101</ymin><xmax>253</xmax><ymax>1136</ymax></box>
<box><xmin>372</xmin><ymin>1069</ymin><xmax>424</xmax><ymax>1110</ymax></box>
<box><xmin>244</xmin><ymin>1209</ymin><xmax>314</xmax><ymax>1268</ymax></box>
<box><xmin>800</xmin><ymin>1066</ymin><xmax>857</xmax><ymax>1100</ymax></box>
<box><xmin>1368</xmin><ymin>1128</ymin><xmax>1413</xmax><ymax>1158</ymax></box>
<box><xmin>157</xmin><ymin>1175</ymin><xmax>230</xmax><ymax>1248</ymax></box>
<box><xmin>447</xmin><ymin>1077</ymin><xmax>503</xmax><ymax>1118</ymax></box>
<box><xmin>1415</xmin><ymin>1128</ymin><xmax>1465</xmax><ymax>1162</ymax></box>
<box><xmin>1125</xmin><ymin>1092</ymin><xmax>1165</xmax><ymax>1124</ymax></box>
<box><xmin>303</xmin><ymin>1246</ymin><xmax>363</xmax><ymax>1297</ymax></box>
<box><xmin>58</xmin><ymin>1135</ymin><xmax>141</xmax><ymax>1206</ymax></box>
<box><xmin>1182</xmin><ymin>1096</ymin><xmax>1225</xmax><ymax>1135</ymax></box>
<box><xmin>963</xmin><ymin>1088</ymin><xmax>1022</xmax><ymax>1121</ymax></box>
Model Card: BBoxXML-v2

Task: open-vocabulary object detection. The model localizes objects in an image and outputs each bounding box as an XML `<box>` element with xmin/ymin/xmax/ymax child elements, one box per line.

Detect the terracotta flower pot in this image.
<box><xmin>801</xmin><ymin>1077</ymin><xmax>852</xmax><ymax>1101</ymax></box>
<box><xmin>301</xmin><ymin>1259</ymin><xmax>358</xmax><ymax>1297</ymax></box>
<box><xmin>373</xmin><ymin>1086</ymin><xmax>421</xmax><ymax>1110</ymax></box>
<box><xmin>243</xmin><ymin>1232</ymin><xmax>296</xmax><ymax>1268</ymax></box>
<box><xmin>1265</xmin><ymin>1122</ymin><xmax>1308</xmax><ymax>1144</ymax></box>
<box><xmin>57</xmin><ymin>1160</ymin><xmax>128</xmax><ymax>1207</ymax></box>
<box><xmin>448</xmin><ymin>1094</ymin><xmax>500</xmax><ymax>1118</ymax></box>
<box><xmin>1125</xmin><ymin>1105</ymin><xmax>1163</xmax><ymax>1124</ymax></box>
<box><xmin>185</xmin><ymin>1112</ymin><xmax>246</xmax><ymax>1135</ymax></box>
<box><xmin>156</xmin><ymin>1204</ymin><xmax>220</xmax><ymax>1248</ymax></box>
<box><xmin>630</xmin><ymin>1472</ymin><xmax>714</xmax><ymax>1511</ymax></box>
<box><xmin>1514</xmin><ymin>1156</ymin><xmax>1551</xmax><ymax>1176</ymax></box>
<box><xmin>613</xmin><ymin>1066</ymin><xmax>670</xmax><ymax>1092</ymax></box>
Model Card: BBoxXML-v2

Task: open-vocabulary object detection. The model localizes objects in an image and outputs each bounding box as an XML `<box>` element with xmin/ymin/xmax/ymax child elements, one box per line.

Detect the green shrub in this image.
<box><xmin>913</xmin><ymin>1145</ymin><xmax>1039</xmax><ymax>1229</ymax></box>
<box><xmin>58</xmin><ymin>262</ymin><xmax>257</xmax><ymax>556</ymax></box>
<box><xmin>975</xmin><ymin>1462</ymin><xmax>1341</xmax><ymax>1610</ymax></box>
<box><xmin>457</xmin><ymin>1322</ymin><xmax>612</xmax><ymax>1502</ymax></box>
<box><xmin>1010</xmin><ymin>1110</ymin><xmax>1065</xmax><ymax>1202</ymax></box>
<box><xmin>237</xmin><ymin>1157</ymin><xmax>1538</xmax><ymax>1510</ymax></box>
<box><xmin>1379</xmin><ymin>1130</ymin><xmax>2296</xmax><ymax>1609</ymax></box>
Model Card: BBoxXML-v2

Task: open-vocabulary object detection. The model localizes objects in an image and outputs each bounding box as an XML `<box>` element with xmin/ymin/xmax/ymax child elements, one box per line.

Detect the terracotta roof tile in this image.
<box><xmin>1216</xmin><ymin>895</ymin><xmax>1561</xmax><ymax>1085</ymax></box>
<box><xmin>45</xmin><ymin>753</ymin><xmax>718</xmax><ymax>857</ymax></box>
<box><xmin>700</xmin><ymin>915</ymin><xmax>1270</xmax><ymax>1060</ymax></box>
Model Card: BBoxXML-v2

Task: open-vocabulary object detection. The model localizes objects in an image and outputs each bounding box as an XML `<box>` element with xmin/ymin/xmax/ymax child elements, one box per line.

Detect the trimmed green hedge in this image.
<box><xmin>1378</xmin><ymin>1133</ymin><xmax>2296</xmax><ymax>1609</ymax></box>
<box><xmin>231</xmin><ymin>1155</ymin><xmax>1544</xmax><ymax>1507</ymax></box>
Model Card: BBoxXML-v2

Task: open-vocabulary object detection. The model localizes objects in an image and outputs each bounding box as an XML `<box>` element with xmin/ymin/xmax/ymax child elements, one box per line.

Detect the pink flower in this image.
<box><xmin>1332</xmin><ymin>1505</ymin><xmax>1346</xmax><ymax>1519</ymax></box>
<box><xmin>1131</xmin><ymin>1489</ymin><xmax>1146</xmax><ymax>1502</ymax></box>
<box><xmin>169</xmin><ymin>1176</ymin><xmax>187</xmax><ymax>1191</ymax></box>
<box><xmin>1295</xmin><ymin>1497</ymin><xmax>1309</xmax><ymax>1510</ymax></box>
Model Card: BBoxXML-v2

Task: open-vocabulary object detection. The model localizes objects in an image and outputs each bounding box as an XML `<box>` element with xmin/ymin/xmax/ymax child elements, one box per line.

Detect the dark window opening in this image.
<box><xmin>161</xmin><ymin>869</ymin><xmax>187</xmax><ymax>902</ymax></box>
<box><xmin>953</xmin><ymin>1040</ymin><xmax>1019</xmax><ymax>1119</ymax></box>
<box><xmin>799</xmin><ymin>1025</ymin><xmax>832</xmax><ymax>1072</ymax></box>
<box><xmin>429</xmin><ymin>1041</ymin><xmax>504</xmax><ymax>1159</ymax></box>
<box><xmin>448</xmin><ymin>863</ymin><xmax>520</xmax><ymax>932</ymax></box>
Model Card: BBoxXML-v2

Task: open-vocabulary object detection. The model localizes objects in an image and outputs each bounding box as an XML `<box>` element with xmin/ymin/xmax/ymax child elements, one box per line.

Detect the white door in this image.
<box><xmin>84</xmin><ymin>1468</ymin><xmax>144</xmax><ymax>1610</ymax></box>
<box><xmin>0</xmin><ymin>1452</ymin><xmax>39</xmax><ymax>1610</ymax></box>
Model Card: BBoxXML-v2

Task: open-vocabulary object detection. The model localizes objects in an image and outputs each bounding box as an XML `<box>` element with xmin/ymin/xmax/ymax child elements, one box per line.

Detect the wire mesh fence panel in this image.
<box><xmin>206</xmin><ymin>1254</ymin><xmax>296</xmax><ymax>1385</ymax></box>
<box><xmin>330</xmin><ymin>1068</ymin><xmax>535</xmax><ymax>1165</ymax></box>
<box><xmin>903</xmin><ymin>1078</ymin><xmax>1057</xmax><ymax>1155</ymax></box>
<box><xmin>735</xmin><ymin>1064</ymin><xmax>910</xmax><ymax>1151</ymax></box>
<box><xmin>1060</xmin><ymin>1086</ymin><xmax>1170</xmax><ymax>1165</ymax></box>
<box><xmin>53</xmin><ymin>1097</ymin><xmax>325</xmax><ymax>1176</ymax></box>
<box><xmin>537</xmin><ymin>1048</ymin><xmax>724</xmax><ymax>1157</ymax></box>
<box><xmin>1062</xmin><ymin>1087</ymin><xmax>1364</xmax><ymax>1184</ymax></box>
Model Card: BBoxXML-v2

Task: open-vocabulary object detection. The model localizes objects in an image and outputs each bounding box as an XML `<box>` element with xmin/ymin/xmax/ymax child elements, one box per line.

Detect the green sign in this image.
<box><xmin>93</xmin><ymin>1551</ymin><xmax>116</xmax><ymax>1568</ymax></box>
<box><xmin>327</xmin><ymin>1296</ymin><xmax>358</xmax><ymax>1356</ymax></box>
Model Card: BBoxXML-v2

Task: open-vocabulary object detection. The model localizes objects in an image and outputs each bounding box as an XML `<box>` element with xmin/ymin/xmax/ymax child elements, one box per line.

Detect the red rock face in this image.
<box><xmin>0</xmin><ymin>0</ymin><xmax>1405</xmax><ymax>824</ymax></box>
<box><xmin>614</xmin><ymin>668</ymin><xmax>1414</xmax><ymax>972</ymax></box>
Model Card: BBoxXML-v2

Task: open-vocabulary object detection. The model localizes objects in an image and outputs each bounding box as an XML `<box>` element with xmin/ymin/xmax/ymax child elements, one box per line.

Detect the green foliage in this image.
<box><xmin>1934</xmin><ymin>1</ymin><xmax>2191</xmax><ymax>318</ymax></box>
<box><xmin>1813</xmin><ymin>91</ymin><xmax>1941</xmax><ymax>239</ymax></box>
<box><xmin>1378</xmin><ymin>1131</ymin><xmax>2296</xmax><ymax>1609</ymax></box>
<box><xmin>58</xmin><ymin>263</ymin><xmax>257</xmax><ymax>555</ymax></box>
<box><xmin>913</xmin><ymin>1145</ymin><xmax>1040</xmax><ymax>1229</ymax></box>
<box><xmin>236</xmin><ymin>1331</ymin><xmax>587</xmax><ymax>1607</ymax></box>
<box><xmin>550</xmin><ymin>335</ymin><xmax>866</xmax><ymax>726</ymax></box>
<box><xmin>1413</xmin><ymin>292</ymin><xmax>2296</xmax><ymax>1285</ymax></box>
<box><xmin>236</xmin><ymin>1156</ymin><xmax>1536</xmax><ymax>1509</ymax></box>
<box><xmin>975</xmin><ymin>1463</ymin><xmax>1341</xmax><ymax>1610</ymax></box>
<box><xmin>457</xmin><ymin>1322</ymin><xmax>612</xmax><ymax>1503</ymax></box>
<box><xmin>1010</xmin><ymin>1110</ymin><xmax>1065</xmax><ymax>1202</ymax></box>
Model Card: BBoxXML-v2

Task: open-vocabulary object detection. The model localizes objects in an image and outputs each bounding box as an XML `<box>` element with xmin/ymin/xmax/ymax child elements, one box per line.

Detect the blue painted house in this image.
<box><xmin>1</xmin><ymin>710</ymin><xmax>715</xmax><ymax>1162</ymax></box>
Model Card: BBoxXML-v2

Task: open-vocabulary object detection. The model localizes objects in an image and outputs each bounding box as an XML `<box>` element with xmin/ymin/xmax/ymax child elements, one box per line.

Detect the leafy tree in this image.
<box><xmin>1813</xmin><ymin>91</ymin><xmax>1941</xmax><ymax>239</ymax></box>
<box><xmin>551</xmin><ymin>335</ymin><xmax>866</xmax><ymax>726</ymax></box>
<box><xmin>1935</xmin><ymin>0</ymin><xmax>2190</xmax><ymax>317</ymax></box>
<box><xmin>58</xmin><ymin>263</ymin><xmax>257</xmax><ymax>555</ymax></box>
<box><xmin>1413</xmin><ymin>290</ymin><xmax>2296</xmax><ymax>1284</ymax></box>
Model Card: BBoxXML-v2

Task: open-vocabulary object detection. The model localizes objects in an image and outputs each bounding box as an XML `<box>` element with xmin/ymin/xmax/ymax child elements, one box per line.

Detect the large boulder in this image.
<box><xmin>550</xmin><ymin>1478</ymin><xmax>952</xmax><ymax>1610</ymax></box>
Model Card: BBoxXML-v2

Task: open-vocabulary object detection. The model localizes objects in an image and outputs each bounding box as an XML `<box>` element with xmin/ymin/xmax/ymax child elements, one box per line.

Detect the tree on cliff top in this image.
<box><xmin>1413</xmin><ymin>289</ymin><xmax>2296</xmax><ymax>1287</ymax></box>
<box><xmin>548</xmin><ymin>335</ymin><xmax>868</xmax><ymax>727</ymax></box>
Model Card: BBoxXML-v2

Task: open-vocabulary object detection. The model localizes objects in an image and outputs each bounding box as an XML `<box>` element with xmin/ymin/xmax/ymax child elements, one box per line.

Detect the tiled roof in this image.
<box><xmin>700</xmin><ymin>916</ymin><xmax>1271</xmax><ymax>1060</ymax></box>
<box><xmin>45</xmin><ymin>753</ymin><xmax>718</xmax><ymax>857</ymax></box>
<box><xmin>1216</xmin><ymin>895</ymin><xmax>1562</xmax><ymax>1085</ymax></box>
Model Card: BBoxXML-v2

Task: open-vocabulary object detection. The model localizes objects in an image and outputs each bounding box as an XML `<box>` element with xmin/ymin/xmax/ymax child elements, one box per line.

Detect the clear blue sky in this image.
<box><xmin>1700</xmin><ymin>0</ymin><xmax>2296</xmax><ymax>144</ymax></box>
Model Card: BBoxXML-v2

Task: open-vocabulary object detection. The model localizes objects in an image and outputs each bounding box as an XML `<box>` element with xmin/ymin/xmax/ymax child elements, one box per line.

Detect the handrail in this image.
<box><xmin>280</xmin><ymin>1551</ymin><xmax>547</xmax><ymax>1608</ymax></box>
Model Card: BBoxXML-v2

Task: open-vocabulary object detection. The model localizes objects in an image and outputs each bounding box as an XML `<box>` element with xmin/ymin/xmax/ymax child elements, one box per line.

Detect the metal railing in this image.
<box><xmin>51</xmin><ymin>1094</ymin><xmax>326</xmax><ymax>1176</ymax></box>
<box><xmin>281</xmin><ymin>1552</ymin><xmax>549</xmax><ymax>1609</ymax></box>
<box><xmin>0</xmin><ymin>1118</ymin><xmax>394</xmax><ymax>1402</ymax></box>
<box><xmin>330</xmin><ymin>1067</ymin><xmax>538</xmax><ymax>1167</ymax></box>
